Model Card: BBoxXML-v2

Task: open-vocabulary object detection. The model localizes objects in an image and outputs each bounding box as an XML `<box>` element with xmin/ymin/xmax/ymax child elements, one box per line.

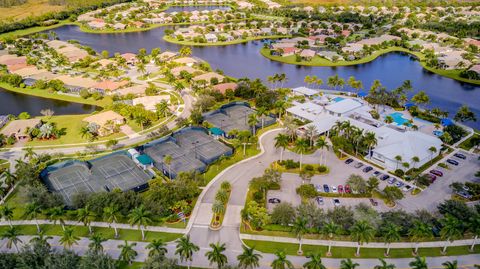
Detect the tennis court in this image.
<box><xmin>174</xmin><ymin>129</ymin><xmax>232</xmax><ymax>164</ymax></box>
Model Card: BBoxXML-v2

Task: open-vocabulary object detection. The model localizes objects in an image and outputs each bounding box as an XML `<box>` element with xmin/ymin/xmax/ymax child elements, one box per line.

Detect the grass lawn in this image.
<box><xmin>0</xmin><ymin>0</ymin><xmax>64</xmax><ymax>21</ymax></box>
<box><xmin>243</xmin><ymin>239</ymin><xmax>480</xmax><ymax>258</ymax></box>
<box><xmin>163</xmin><ymin>35</ymin><xmax>289</xmax><ymax>47</ymax></box>
<box><xmin>459</xmin><ymin>132</ymin><xmax>479</xmax><ymax>151</ymax></box>
<box><xmin>0</xmin><ymin>159</ymin><xmax>10</xmax><ymax>171</ymax></box>
<box><xmin>0</xmin><ymin>224</ymin><xmax>182</xmax><ymax>242</ymax></box>
<box><xmin>0</xmin><ymin>82</ymin><xmax>112</xmax><ymax>107</ymax></box>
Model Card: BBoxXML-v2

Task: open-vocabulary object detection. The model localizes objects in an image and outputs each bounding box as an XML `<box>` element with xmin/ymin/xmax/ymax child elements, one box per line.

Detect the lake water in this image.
<box><xmin>0</xmin><ymin>88</ymin><xmax>98</xmax><ymax>116</ymax></box>
<box><xmin>47</xmin><ymin>24</ymin><xmax>480</xmax><ymax>129</ymax></box>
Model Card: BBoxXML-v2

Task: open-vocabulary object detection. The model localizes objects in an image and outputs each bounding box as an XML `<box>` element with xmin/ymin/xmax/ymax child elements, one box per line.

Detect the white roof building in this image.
<box><xmin>292</xmin><ymin>87</ymin><xmax>319</xmax><ymax>97</ymax></box>
<box><xmin>286</xmin><ymin>101</ymin><xmax>324</xmax><ymax>122</ymax></box>
<box><xmin>325</xmin><ymin>98</ymin><xmax>363</xmax><ymax>116</ymax></box>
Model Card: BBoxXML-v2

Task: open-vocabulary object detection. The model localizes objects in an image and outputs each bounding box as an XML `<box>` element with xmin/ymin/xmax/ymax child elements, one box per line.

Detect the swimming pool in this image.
<box><xmin>388</xmin><ymin>112</ymin><xmax>411</xmax><ymax>126</ymax></box>
<box><xmin>332</xmin><ymin>97</ymin><xmax>345</xmax><ymax>102</ymax></box>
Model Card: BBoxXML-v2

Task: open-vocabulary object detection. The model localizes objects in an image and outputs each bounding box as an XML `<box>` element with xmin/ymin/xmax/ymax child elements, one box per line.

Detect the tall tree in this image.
<box><xmin>271</xmin><ymin>251</ymin><xmax>293</xmax><ymax>269</ymax></box>
<box><xmin>175</xmin><ymin>235</ymin><xmax>199</xmax><ymax>269</ymax></box>
<box><xmin>60</xmin><ymin>227</ymin><xmax>79</xmax><ymax>249</ymax></box>
<box><xmin>128</xmin><ymin>205</ymin><xmax>153</xmax><ymax>240</ymax></box>
<box><xmin>77</xmin><ymin>206</ymin><xmax>95</xmax><ymax>234</ymax></box>
<box><xmin>374</xmin><ymin>258</ymin><xmax>396</xmax><ymax>269</ymax></box>
<box><xmin>340</xmin><ymin>258</ymin><xmax>359</xmax><ymax>269</ymax></box>
<box><xmin>294</xmin><ymin>138</ymin><xmax>310</xmax><ymax>169</ymax></box>
<box><xmin>408</xmin><ymin>221</ymin><xmax>433</xmax><ymax>254</ymax></box>
<box><xmin>1</xmin><ymin>226</ymin><xmax>22</xmax><ymax>252</ymax></box>
<box><xmin>146</xmin><ymin>239</ymin><xmax>168</xmax><ymax>257</ymax></box>
<box><xmin>322</xmin><ymin>221</ymin><xmax>340</xmax><ymax>256</ymax></box>
<box><xmin>88</xmin><ymin>233</ymin><xmax>107</xmax><ymax>254</ymax></box>
<box><xmin>24</xmin><ymin>202</ymin><xmax>42</xmax><ymax>233</ymax></box>
<box><xmin>382</xmin><ymin>223</ymin><xmax>401</xmax><ymax>256</ymax></box>
<box><xmin>0</xmin><ymin>205</ymin><xmax>14</xmax><ymax>227</ymax></box>
<box><xmin>237</xmin><ymin>245</ymin><xmax>262</xmax><ymax>269</ymax></box>
<box><xmin>409</xmin><ymin>256</ymin><xmax>428</xmax><ymax>269</ymax></box>
<box><xmin>274</xmin><ymin>133</ymin><xmax>289</xmax><ymax>162</ymax></box>
<box><xmin>440</xmin><ymin>215</ymin><xmax>463</xmax><ymax>254</ymax></box>
<box><xmin>103</xmin><ymin>205</ymin><xmax>121</xmax><ymax>238</ymax></box>
<box><xmin>291</xmin><ymin>217</ymin><xmax>308</xmax><ymax>254</ymax></box>
<box><xmin>454</xmin><ymin>105</ymin><xmax>476</xmax><ymax>123</ymax></box>
<box><xmin>350</xmin><ymin>220</ymin><xmax>375</xmax><ymax>256</ymax></box>
<box><xmin>303</xmin><ymin>252</ymin><xmax>326</xmax><ymax>269</ymax></box>
<box><xmin>118</xmin><ymin>240</ymin><xmax>138</xmax><ymax>265</ymax></box>
<box><xmin>205</xmin><ymin>242</ymin><xmax>228</xmax><ymax>269</ymax></box>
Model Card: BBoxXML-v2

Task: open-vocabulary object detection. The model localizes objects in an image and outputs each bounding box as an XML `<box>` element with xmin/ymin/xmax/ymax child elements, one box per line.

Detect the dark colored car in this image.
<box><xmin>380</xmin><ymin>175</ymin><xmax>390</xmax><ymax>181</ymax></box>
<box><xmin>345</xmin><ymin>158</ymin><xmax>354</xmax><ymax>164</ymax></box>
<box><xmin>323</xmin><ymin>184</ymin><xmax>330</xmax><ymax>193</ymax></box>
<box><xmin>453</xmin><ymin>153</ymin><xmax>466</xmax><ymax>159</ymax></box>
<box><xmin>369</xmin><ymin>198</ymin><xmax>378</xmax><ymax>206</ymax></box>
<box><xmin>430</xmin><ymin>170</ymin><xmax>443</xmax><ymax>177</ymax></box>
<box><xmin>446</xmin><ymin>159</ymin><xmax>459</xmax><ymax>166</ymax></box>
<box><xmin>344</xmin><ymin>184</ymin><xmax>351</xmax><ymax>193</ymax></box>
<box><xmin>425</xmin><ymin>174</ymin><xmax>437</xmax><ymax>183</ymax></box>
<box><xmin>333</xmin><ymin>198</ymin><xmax>340</xmax><ymax>206</ymax></box>
<box><xmin>354</xmin><ymin>163</ymin><xmax>364</xmax><ymax>168</ymax></box>
<box><xmin>373</xmin><ymin>171</ymin><xmax>381</xmax><ymax>176</ymax></box>
<box><xmin>315</xmin><ymin>196</ymin><xmax>324</xmax><ymax>205</ymax></box>
<box><xmin>268</xmin><ymin>198</ymin><xmax>281</xmax><ymax>204</ymax></box>
<box><xmin>338</xmin><ymin>185</ymin><xmax>344</xmax><ymax>193</ymax></box>
<box><xmin>363</xmin><ymin>166</ymin><xmax>373</xmax><ymax>173</ymax></box>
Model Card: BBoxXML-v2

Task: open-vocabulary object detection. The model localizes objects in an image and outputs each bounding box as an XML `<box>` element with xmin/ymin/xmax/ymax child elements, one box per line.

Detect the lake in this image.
<box><xmin>47</xmin><ymin>24</ymin><xmax>480</xmax><ymax>129</ymax></box>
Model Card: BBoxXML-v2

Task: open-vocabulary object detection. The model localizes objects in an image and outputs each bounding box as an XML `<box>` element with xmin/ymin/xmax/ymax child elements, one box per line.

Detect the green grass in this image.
<box><xmin>0</xmin><ymin>224</ymin><xmax>182</xmax><ymax>242</ymax></box>
<box><xmin>24</xmin><ymin>114</ymin><xmax>125</xmax><ymax>147</ymax></box>
<box><xmin>260</xmin><ymin>47</ymin><xmax>480</xmax><ymax>86</ymax></box>
<box><xmin>243</xmin><ymin>240</ymin><xmax>480</xmax><ymax>258</ymax></box>
<box><xmin>0</xmin><ymin>82</ymin><xmax>112</xmax><ymax>107</ymax></box>
<box><xmin>163</xmin><ymin>35</ymin><xmax>289</xmax><ymax>47</ymax></box>
<box><xmin>459</xmin><ymin>132</ymin><xmax>480</xmax><ymax>151</ymax></box>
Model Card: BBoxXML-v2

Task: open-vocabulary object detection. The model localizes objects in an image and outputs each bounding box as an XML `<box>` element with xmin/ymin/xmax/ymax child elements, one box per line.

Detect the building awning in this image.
<box><xmin>136</xmin><ymin>154</ymin><xmax>153</xmax><ymax>165</ymax></box>
<box><xmin>441</xmin><ymin>118</ymin><xmax>454</xmax><ymax>127</ymax></box>
<box><xmin>209</xmin><ymin>127</ymin><xmax>224</xmax><ymax>135</ymax></box>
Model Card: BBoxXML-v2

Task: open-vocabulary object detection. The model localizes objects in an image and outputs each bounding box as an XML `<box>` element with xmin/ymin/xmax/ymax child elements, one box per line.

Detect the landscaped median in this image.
<box><xmin>209</xmin><ymin>181</ymin><xmax>232</xmax><ymax>230</ymax></box>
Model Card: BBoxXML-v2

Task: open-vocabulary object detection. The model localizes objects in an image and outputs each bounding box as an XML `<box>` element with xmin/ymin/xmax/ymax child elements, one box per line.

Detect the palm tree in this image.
<box><xmin>237</xmin><ymin>245</ymin><xmax>262</xmax><ymax>269</ymax></box>
<box><xmin>147</xmin><ymin>239</ymin><xmax>168</xmax><ymax>257</ymax></box>
<box><xmin>411</xmin><ymin>156</ymin><xmax>420</xmax><ymax>170</ymax></box>
<box><xmin>322</xmin><ymin>221</ymin><xmax>339</xmax><ymax>256</ymax></box>
<box><xmin>305</xmin><ymin>125</ymin><xmax>318</xmax><ymax>147</ymax></box>
<box><xmin>428</xmin><ymin>147</ymin><xmax>437</xmax><ymax>163</ymax></box>
<box><xmin>128</xmin><ymin>205</ymin><xmax>153</xmax><ymax>240</ymax></box>
<box><xmin>382</xmin><ymin>223</ymin><xmax>401</xmax><ymax>256</ymax></box>
<box><xmin>29</xmin><ymin>231</ymin><xmax>52</xmax><ymax>247</ymax></box>
<box><xmin>47</xmin><ymin>206</ymin><xmax>66</xmax><ymax>231</ymax></box>
<box><xmin>363</xmin><ymin>132</ymin><xmax>377</xmax><ymax>157</ymax></box>
<box><xmin>469</xmin><ymin>214</ymin><xmax>480</xmax><ymax>252</ymax></box>
<box><xmin>442</xmin><ymin>260</ymin><xmax>458</xmax><ymax>269</ymax></box>
<box><xmin>440</xmin><ymin>215</ymin><xmax>463</xmax><ymax>254</ymax></box>
<box><xmin>271</xmin><ymin>250</ymin><xmax>293</xmax><ymax>269</ymax></box>
<box><xmin>24</xmin><ymin>202</ymin><xmax>42</xmax><ymax>233</ymax></box>
<box><xmin>163</xmin><ymin>154</ymin><xmax>173</xmax><ymax>180</ymax></box>
<box><xmin>394</xmin><ymin>155</ymin><xmax>402</xmax><ymax>170</ymax></box>
<box><xmin>294</xmin><ymin>138</ymin><xmax>310</xmax><ymax>169</ymax></box>
<box><xmin>316</xmin><ymin>136</ymin><xmax>329</xmax><ymax>166</ymax></box>
<box><xmin>77</xmin><ymin>206</ymin><xmax>95</xmax><ymax>234</ymax></box>
<box><xmin>409</xmin><ymin>256</ymin><xmax>428</xmax><ymax>269</ymax></box>
<box><xmin>175</xmin><ymin>235</ymin><xmax>199</xmax><ymax>269</ymax></box>
<box><xmin>340</xmin><ymin>258</ymin><xmax>359</xmax><ymax>269</ymax></box>
<box><xmin>60</xmin><ymin>227</ymin><xmax>79</xmax><ymax>249</ymax></box>
<box><xmin>292</xmin><ymin>217</ymin><xmax>308</xmax><ymax>254</ymax></box>
<box><xmin>1</xmin><ymin>226</ymin><xmax>22</xmax><ymax>252</ymax></box>
<box><xmin>88</xmin><ymin>233</ymin><xmax>106</xmax><ymax>254</ymax></box>
<box><xmin>408</xmin><ymin>221</ymin><xmax>433</xmax><ymax>254</ymax></box>
<box><xmin>350</xmin><ymin>220</ymin><xmax>375</xmax><ymax>256</ymax></box>
<box><xmin>118</xmin><ymin>240</ymin><xmax>138</xmax><ymax>265</ymax></box>
<box><xmin>103</xmin><ymin>205</ymin><xmax>121</xmax><ymax>238</ymax></box>
<box><xmin>274</xmin><ymin>133</ymin><xmax>289</xmax><ymax>162</ymax></box>
<box><xmin>0</xmin><ymin>205</ymin><xmax>15</xmax><ymax>227</ymax></box>
<box><xmin>205</xmin><ymin>242</ymin><xmax>228</xmax><ymax>269</ymax></box>
<box><xmin>248</xmin><ymin>113</ymin><xmax>258</xmax><ymax>136</ymax></box>
<box><xmin>212</xmin><ymin>200</ymin><xmax>226</xmax><ymax>217</ymax></box>
<box><xmin>303</xmin><ymin>252</ymin><xmax>326</xmax><ymax>269</ymax></box>
<box><xmin>374</xmin><ymin>258</ymin><xmax>396</xmax><ymax>269</ymax></box>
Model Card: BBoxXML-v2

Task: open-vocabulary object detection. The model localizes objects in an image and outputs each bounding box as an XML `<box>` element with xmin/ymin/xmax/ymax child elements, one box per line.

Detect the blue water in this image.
<box><xmin>388</xmin><ymin>112</ymin><xmax>411</xmax><ymax>126</ymax></box>
<box><xmin>332</xmin><ymin>97</ymin><xmax>345</xmax><ymax>102</ymax></box>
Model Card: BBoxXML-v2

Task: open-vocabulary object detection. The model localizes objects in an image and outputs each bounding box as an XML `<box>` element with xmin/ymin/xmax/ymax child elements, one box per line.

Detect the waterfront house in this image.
<box><xmin>205</xmin><ymin>33</ymin><xmax>218</xmax><ymax>43</ymax></box>
<box><xmin>212</xmin><ymin>82</ymin><xmax>237</xmax><ymax>94</ymax></box>
<box><xmin>193</xmin><ymin>72</ymin><xmax>225</xmax><ymax>85</ymax></box>
<box><xmin>1</xmin><ymin>119</ymin><xmax>41</xmax><ymax>141</ymax></box>
<box><xmin>83</xmin><ymin>111</ymin><xmax>125</xmax><ymax>136</ymax></box>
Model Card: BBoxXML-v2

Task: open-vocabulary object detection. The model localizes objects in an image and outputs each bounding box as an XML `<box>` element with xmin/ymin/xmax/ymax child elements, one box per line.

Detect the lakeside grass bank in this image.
<box><xmin>163</xmin><ymin>35</ymin><xmax>289</xmax><ymax>47</ymax></box>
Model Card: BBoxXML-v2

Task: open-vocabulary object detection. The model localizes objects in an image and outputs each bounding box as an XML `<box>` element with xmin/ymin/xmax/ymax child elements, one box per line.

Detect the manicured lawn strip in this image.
<box><xmin>273</xmin><ymin>162</ymin><xmax>329</xmax><ymax>175</ymax></box>
<box><xmin>459</xmin><ymin>132</ymin><xmax>480</xmax><ymax>151</ymax></box>
<box><xmin>0</xmin><ymin>21</ymin><xmax>76</xmax><ymax>40</ymax></box>
<box><xmin>0</xmin><ymin>82</ymin><xmax>112</xmax><ymax>107</ymax></box>
<box><xmin>0</xmin><ymin>224</ymin><xmax>182</xmax><ymax>242</ymax></box>
<box><xmin>163</xmin><ymin>35</ymin><xmax>289</xmax><ymax>47</ymax></box>
<box><xmin>260</xmin><ymin>47</ymin><xmax>480</xmax><ymax>86</ymax></box>
<box><xmin>243</xmin><ymin>240</ymin><xmax>480</xmax><ymax>258</ymax></box>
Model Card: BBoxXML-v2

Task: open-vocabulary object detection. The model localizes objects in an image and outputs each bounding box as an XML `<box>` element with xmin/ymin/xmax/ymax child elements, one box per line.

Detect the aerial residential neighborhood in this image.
<box><xmin>0</xmin><ymin>0</ymin><xmax>479</xmax><ymax>268</ymax></box>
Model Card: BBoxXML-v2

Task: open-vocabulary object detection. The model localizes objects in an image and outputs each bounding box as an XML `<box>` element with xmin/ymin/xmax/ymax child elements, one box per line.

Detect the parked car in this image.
<box><xmin>338</xmin><ymin>185</ymin><xmax>344</xmax><ymax>193</ymax></box>
<box><xmin>344</xmin><ymin>184</ymin><xmax>351</xmax><ymax>193</ymax></box>
<box><xmin>453</xmin><ymin>153</ymin><xmax>466</xmax><ymax>159</ymax></box>
<box><xmin>457</xmin><ymin>191</ymin><xmax>472</xmax><ymax>199</ymax></box>
<box><xmin>315</xmin><ymin>184</ymin><xmax>322</xmax><ymax>192</ymax></box>
<box><xmin>331</xmin><ymin>185</ymin><xmax>338</xmax><ymax>193</ymax></box>
<box><xmin>430</xmin><ymin>170</ymin><xmax>443</xmax><ymax>177</ymax></box>
<box><xmin>268</xmin><ymin>198</ymin><xmax>281</xmax><ymax>204</ymax></box>
<box><xmin>323</xmin><ymin>184</ymin><xmax>330</xmax><ymax>193</ymax></box>
<box><xmin>402</xmin><ymin>185</ymin><xmax>412</xmax><ymax>192</ymax></box>
<box><xmin>363</xmin><ymin>166</ymin><xmax>373</xmax><ymax>173</ymax></box>
<box><xmin>395</xmin><ymin>181</ymin><xmax>404</xmax><ymax>188</ymax></box>
<box><xmin>369</xmin><ymin>198</ymin><xmax>378</xmax><ymax>206</ymax></box>
<box><xmin>446</xmin><ymin>159</ymin><xmax>459</xmax><ymax>166</ymax></box>
<box><xmin>380</xmin><ymin>175</ymin><xmax>390</xmax><ymax>181</ymax></box>
<box><xmin>354</xmin><ymin>163</ymin><xmax>364</xmax><ymax>168</ymax></box>
<box><xmin>316</xmin><ymin>196</ymin><xmax>324</xmax><ymax>205</ymax></box>
<box><xmin>387</xmin><ymin>178</ymin><xmax>396</xmax><ymax>184</ymax></box>
<box><xmin>345</xmin><ymin>158</ymin><xmax>354</xmax><ymax>164</ymax></box>
<box><xmin>425</xmin><ymin>174</ymin><xmax>437</xmax><ymax>183</ymax></box>
<box><xmin>333</xmin><ymin>198</ymin><xmax>340</xmax><ymax>206</ymax></box>
<box><xmin>373</xmin><ymin>171</ymin><xmax>381</xmax><ymax>176</ymax></box>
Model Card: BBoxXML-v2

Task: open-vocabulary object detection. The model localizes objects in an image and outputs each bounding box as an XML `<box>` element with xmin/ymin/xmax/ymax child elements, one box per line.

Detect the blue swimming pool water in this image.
<box><xmin>333</xmin><ymin>97</ymin><xmax>345</xmax><ymax>102</ymax></box>
<box><xmin>388</xmin><ymin>112</ymin><xmax>411</xmax><ymax>126</ymax></box>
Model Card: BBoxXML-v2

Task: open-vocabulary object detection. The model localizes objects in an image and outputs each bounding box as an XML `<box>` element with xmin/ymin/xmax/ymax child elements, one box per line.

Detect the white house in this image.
<box><xmin>325</xmin><ymin>98</ymin><xmax>363</xmax><ymax>117</ymax></box>
<box><xmin>292</xmin><ymin>87</ymin><xmax>319</xmax><ymax>97</ymax></box>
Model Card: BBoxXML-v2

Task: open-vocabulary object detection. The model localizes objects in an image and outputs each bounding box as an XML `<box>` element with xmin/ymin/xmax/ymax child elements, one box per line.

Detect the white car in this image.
<box><xmin>331</xmin><ymin>185</ymin><xmax>338</xmax><ymax>193</ymax></box>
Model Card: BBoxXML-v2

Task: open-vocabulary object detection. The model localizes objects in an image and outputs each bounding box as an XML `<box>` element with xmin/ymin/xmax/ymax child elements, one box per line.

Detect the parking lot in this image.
<box><xmin>397</xmin><ymin>150</ymin><xmax>479</xmax><ymax>212</ymax></box>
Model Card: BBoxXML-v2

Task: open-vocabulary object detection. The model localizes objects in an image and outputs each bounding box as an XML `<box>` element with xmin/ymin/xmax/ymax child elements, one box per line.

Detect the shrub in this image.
<box><xmin>304</xmin><ymin>164</ymin><xmax>314</xmax><ymax>171</ymax></box>
<box><xmin>253</xmin><ymin>191</ymin><xmax>264</xmax><ymax>203</ymax></box>
<box><xmin>394</xmin><ymin>169</ymin><xmax>404</xmax><ymax>177</ymax></box>
<box><xmin>296</xmin><ymin>184</ymin><xmax>318</xmax><ymax>199</ymax></box>
<box><xmin>279</xmin><ymin>159</ymin><xmax>300</xmax><ymax>169</ymax></box>
<box><xmin>317</xmin><ymin>165</ymin><xmax>327</xmax><ymax>173</ymax></box>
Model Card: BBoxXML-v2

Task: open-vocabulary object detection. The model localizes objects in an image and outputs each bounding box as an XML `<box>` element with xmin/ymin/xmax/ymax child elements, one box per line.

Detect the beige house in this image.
<box><xmin>172</xmin><ymin>57</ymin><xmax>198</xmax><ymax>67</ymax></box>
<box><xmin>83</xmin><ymin>111</ymin><xmax>125</xmax><ymax>136</ymax></box>
<box><xmin>192</xmin><ymin>72</ymin><xmax>225</xmax><ymax>85</ymax></box>
<box><xmin>1</xmin><ymin>119</ymin><xmax>41</xmax><ymax>140</ymax></box>
<box><xmin>132</xmin><ymin>96</ymin><xmax>171</xmax><ymax>111</ymax></box>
